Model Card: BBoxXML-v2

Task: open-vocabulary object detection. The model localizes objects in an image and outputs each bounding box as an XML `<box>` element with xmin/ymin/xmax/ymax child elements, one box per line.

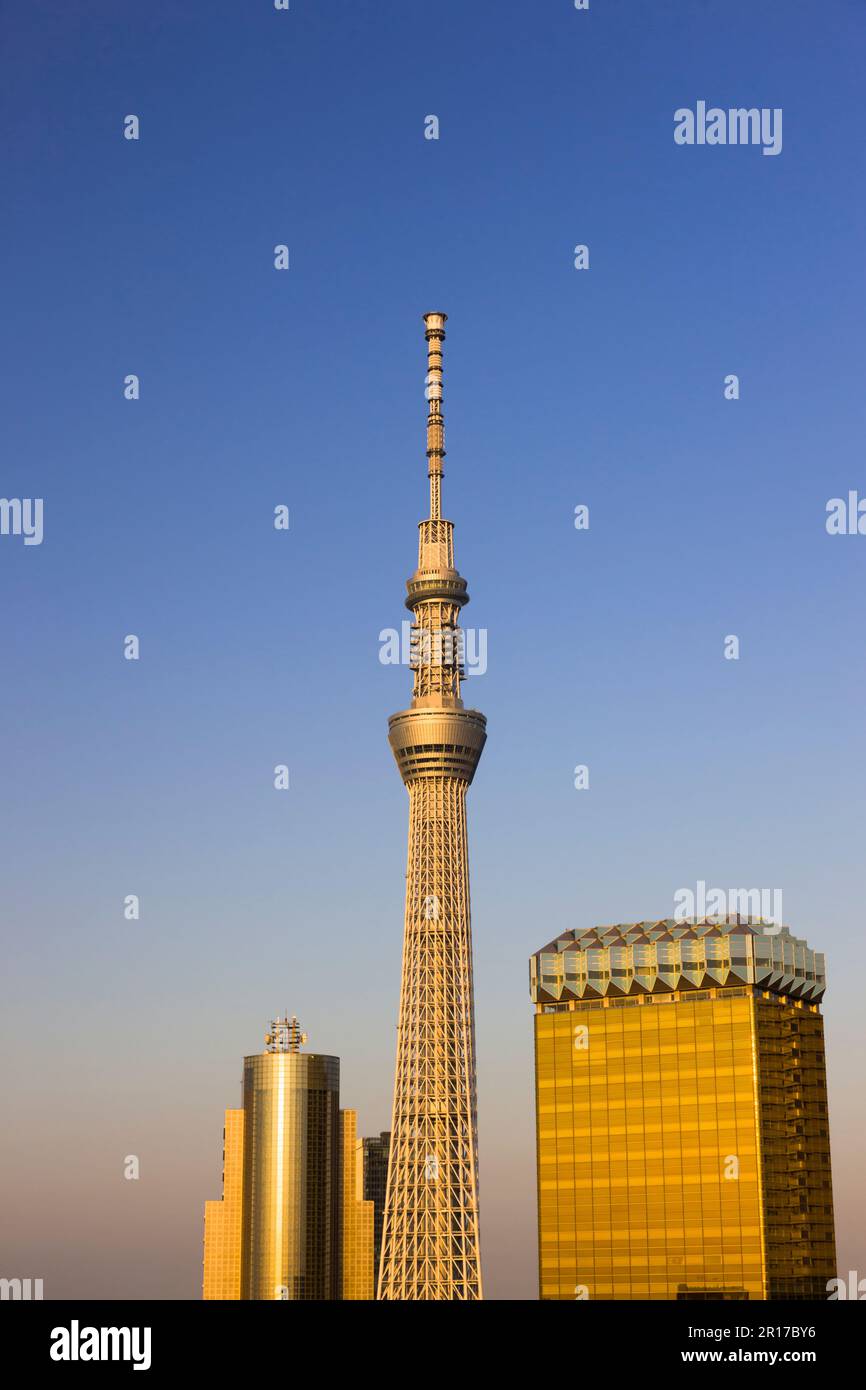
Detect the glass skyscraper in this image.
<box><xmin>240</xmin><ymin>1019</ymin><xmax>340</xmax><ymax>1300</ymax></box>
<box><xmin>339</xmin><ymin>1110</ymin><xmax>375</xmax><ymax>1300</ymax></box>
<box><xmin>203</xmin><ymin>1019</ymin><xmax>390</xmax><ymax>1300</ymax></box>
<box><xmin>361</xmin><ymin>1132</ymin><xmax>391</xmax><ymax>1286</ymax></box>
<box><xmin>202</xmin><ymin>1108</ymin><xmax>244</xmax><ymax>1300</ymax></box>
<box><xmin>203</xmin><ymin>1017</ymin><xmax>341</xmax><ymax>1301</ymax></box>
<box><xmin>530</xmin><ymin>920</ymin><xmax>836</xmax><ymax>1300</ymax></box>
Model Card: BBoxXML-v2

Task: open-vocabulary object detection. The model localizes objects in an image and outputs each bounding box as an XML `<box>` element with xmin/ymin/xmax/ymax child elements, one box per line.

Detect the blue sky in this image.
<box><xmin>2</xmin><ymin>0</ymin><xmax>864</xmax><ymax>1299</ymax></box>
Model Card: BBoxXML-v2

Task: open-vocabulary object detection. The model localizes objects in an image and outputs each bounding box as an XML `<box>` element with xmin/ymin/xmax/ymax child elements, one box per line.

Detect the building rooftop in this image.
<box><xmin>529</xmin><ymin>919</ymin><xmax>826</xmax><ymax>1005</ymax></box>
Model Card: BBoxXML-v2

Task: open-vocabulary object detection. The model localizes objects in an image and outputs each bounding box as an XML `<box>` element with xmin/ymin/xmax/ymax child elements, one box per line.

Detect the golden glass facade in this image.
<box><xmin>202</xmin><ymin>1108</ymin><xmax>244</xmax><ymax>1300</ymax></box>
<box><xmin>339</xmin><ymin>1110</ymin><xmax>375</xmax><ymax>1300</ymax></box>
<box><xmin>532</xmin><ymin>921</ymin><xmax>836</xmax><ymax>1301</ymax></box>
<box><xmin>753</xmin><ymin>993</ymin><xmax>836</xmax><ymax>1296</ymax></box>
<box><xmin>241</xmin><ymin>1048</ymin><xmax>340</xmax><ymax>1300</ymax></box>
<box><xmin>203</xmin><ymin>1021</ymin><xmax>386</xmax><ymax>1300</ymax></box>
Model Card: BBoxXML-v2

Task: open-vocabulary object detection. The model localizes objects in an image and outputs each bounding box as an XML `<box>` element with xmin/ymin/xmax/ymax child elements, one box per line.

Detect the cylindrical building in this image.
<box><xmin>240</xmin><ymin>1017</ymin><xmax>340</xmax><ymax>1301</ymax></box>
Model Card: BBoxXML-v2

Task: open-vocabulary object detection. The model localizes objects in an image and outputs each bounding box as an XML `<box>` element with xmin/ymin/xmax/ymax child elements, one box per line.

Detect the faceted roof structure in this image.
<box><xmin>529</xmin><ymin>919</ymin><xmax>826</xmax><ymax>1005</ymax></box>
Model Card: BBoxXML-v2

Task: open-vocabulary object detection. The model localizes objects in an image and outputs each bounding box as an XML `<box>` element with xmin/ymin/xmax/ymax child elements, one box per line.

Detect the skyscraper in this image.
<box><xmin>202</xmin><ymin>1108</ymin><xmax>244</xmax><ymax>1300</ymax></box>
<box><xmin>203</xmin><ymin>1017</ymin><xmax>342</xmax><ymax>1301</ymax></box>
<box><xmin>530</xmin><ymin>920</ymin><xmax>837</xmax><ymax>1300</ymax></box>
<box><xmin>240</xmin><ymin>1016</ymin><xmax>340</xmax><ymax>1300</ymax></box>
<box><xmin>360</xmin><ymin>1132</ymin><xmax>391</xmax><ymax>1280</ymax></box>
<box><xmin>203</xmin><ymin>1019</ymin><xmax>387</xmax><ymax>1301</ymax></box>
<box><xmin>339</xmin><ymin>1110</ymin><xmax>375</xmax><ymax>1300</ymax></box>
<box><xmin>378</xmin><ymin>314</ymin><xmax>486</xmax><ymax>1301</ymax></box>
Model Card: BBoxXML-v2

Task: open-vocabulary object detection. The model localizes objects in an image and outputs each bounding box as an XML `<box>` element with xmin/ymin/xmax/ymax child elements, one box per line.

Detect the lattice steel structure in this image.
<box><xmin>378</xmin><ymin>313</ymin><xmax>486</xmax><ymax>1300</ymax></box>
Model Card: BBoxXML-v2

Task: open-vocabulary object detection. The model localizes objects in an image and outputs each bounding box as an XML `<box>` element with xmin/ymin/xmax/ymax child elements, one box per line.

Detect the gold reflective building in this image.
<box><xmin>202</xmin><ymin>1108</ymin><xmax>244</xmax><ymax>1300</ymax></box>
<box><xmin>531</xmin><ymin>920</ymin><xmax>836</xmax><ymax>1300</ymax></box>
<box><xmin>339</xmin><ymin>1110</ymin><xmax>375</xmax><ymax>1300</ymax></box>
<box><xmin>380</xmin><ymin>314</ymin><xmax>485</xmax><ymax>1301</ymax></box>
<box><xmin>240</xmin><ymin>1017</ymin><xmax>340</xmax><ymax>1300</ymax></box>
<box><xmin>202</xmin><ymin>1017</ymin><xmax>341</xmax><ymax>1301</ymax></box>
<box><xmin>203</xmin><ymin>1019</ymin><xmax>383</xmax><ymax>1300</ymax></box>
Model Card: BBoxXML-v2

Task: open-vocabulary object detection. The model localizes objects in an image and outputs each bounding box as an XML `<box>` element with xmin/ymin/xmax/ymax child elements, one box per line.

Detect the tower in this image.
<box><xmin>240</xmin><ymin>1016</ymin><xmax>340</xmax><ymax>1301</ymax></box>
<box><xmin>203</xmin><ymin>1017</ymin><xmax>381</xmax><ymax>1301</ymax></box>
<box><xmin>530</xmin><ymin>920</ymin><xmax>836</xmax><ymax>1300</ymax></box>
<box><xmin>378</xmin><ymin>313</ymin><xmax>486</xmax><ymax>1300</ymax></box>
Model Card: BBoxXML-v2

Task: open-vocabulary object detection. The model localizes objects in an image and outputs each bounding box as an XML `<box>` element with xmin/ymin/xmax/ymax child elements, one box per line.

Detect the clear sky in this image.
<box><xmin>2</xmin><ymin>1</ymin><xmax>864</xmax><ymax>1300</ymax></box>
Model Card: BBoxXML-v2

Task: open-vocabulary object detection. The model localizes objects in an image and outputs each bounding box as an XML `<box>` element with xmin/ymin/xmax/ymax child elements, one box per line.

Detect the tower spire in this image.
<box><xmin>379</xmin><ymin>314</ymin><xmax>487</xmax><ymax>1300</ymax></box>
<box><xmin>423</xmin><ymin>312</ymin><xmax>446</xmax><ymax>521</ymax></box>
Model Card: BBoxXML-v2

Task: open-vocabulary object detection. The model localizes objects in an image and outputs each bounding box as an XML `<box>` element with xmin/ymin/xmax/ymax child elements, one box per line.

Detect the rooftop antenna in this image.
<box><xmin>264</xmin><ymin>1015</ymin><xmax>306</xmax><ymax>1053</ymax></box>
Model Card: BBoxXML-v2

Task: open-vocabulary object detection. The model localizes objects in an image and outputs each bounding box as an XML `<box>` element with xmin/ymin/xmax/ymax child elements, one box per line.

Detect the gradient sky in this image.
<box><xmin>2</xmin><ymin>1</ymin><xmax>864</xmax><ymax>1300</ymax></box>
